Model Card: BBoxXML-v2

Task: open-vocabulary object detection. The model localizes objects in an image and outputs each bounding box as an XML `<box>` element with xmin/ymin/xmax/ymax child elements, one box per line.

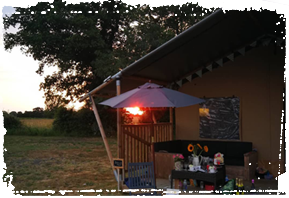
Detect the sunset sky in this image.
<box><xmin>0</xmin><ymin>0</ymin><xmax>288</xmax><ymax>112</ymax></box>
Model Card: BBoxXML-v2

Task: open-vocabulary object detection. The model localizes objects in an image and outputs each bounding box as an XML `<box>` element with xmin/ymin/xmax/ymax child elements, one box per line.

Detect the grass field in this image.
<box><xmin>20</xmin><ymin>118</ymin><xmax>54</xmax><ymax>129</ymax></box>
<box><xmin>3</xmin><ymin>135</ymin><xmax>124</xmax><ymax>196</ymax></box>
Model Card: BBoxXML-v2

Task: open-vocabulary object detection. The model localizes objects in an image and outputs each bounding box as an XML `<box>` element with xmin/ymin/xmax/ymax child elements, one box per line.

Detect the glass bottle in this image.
<box><xmin>240</xmin><ymin>179</ymin><xmax>244</xmax><ymax>195</ymax></box>
<box><xmin>179</xmin><ymin>180</ymin><xmax>183</xmax><ymax>190</ymax></box>
<box><xmin>200</xmin><ymin>181</ymin><xmax>204</xmax><ymax>189</ymax></box>
<box><xmin>183</xmin><ymin>179</ymin><xmax>188</xmax><ymax>190</ymax></box>
<box><xmin>235</xmin><ymin>178</ymin><xmax>238</xmax><ymax>190</ymax></box>
<box><xmin>250</xmin><ymin>179</ymin><xmax>256</xmax><ymax>194</ymax></box>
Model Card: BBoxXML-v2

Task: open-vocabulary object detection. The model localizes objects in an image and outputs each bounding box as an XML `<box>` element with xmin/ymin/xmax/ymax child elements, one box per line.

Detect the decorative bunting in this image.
<box><xmin>216</xmin><ymin>59</ymin><xmax>223</xmax><ymax>67</ymax></box>
<box><xmin>176</xmin><ymin>38</ymin><xmax>268</xmax><ymax>85</ymax></box>
<box><xmin>250</xmin><ymin>41</ymin><xmax>257</xmax><ymax>47</ymax></box>
<box><xmin>227</xmin><ymin>53</ymin><xmax>234</xmax><ymax>62</ymax></box>
<box><xmin>206</xmin><ymin>64</ymin><xmax>212</xmax><ymax>71</ymax></box>
<box><xmin>262</xmin><ymin>38</ymin><xmax>272</xmax><ymax>46</ymax></box>
<box><xmin>276</xmin><ymin>38</ymin><xmax>283</xmax><ymax>46</ymax></box>
<box><xmin>196</xmin><ymin>70</ymin><xmax>202</xmax><ymax>77</ymax></box>
<box><xmin>176</xmin><ymin>80</ymin><xmax>182</xmax><ymax>87</ymax></box>
<box><xmin>186</xmin><ymin>75</ymin><xmax>192</xmax><ymax>82</ymax></box>
<box><xmin>238</xmin><ymin>48</ymin><xmax>245</xmax><ymax>56</ymax></box>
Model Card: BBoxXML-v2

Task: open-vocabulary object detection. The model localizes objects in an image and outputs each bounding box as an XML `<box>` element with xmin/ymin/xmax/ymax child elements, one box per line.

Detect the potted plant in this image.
<box><xmin>173</xmin><ymin>154</ymin><xmax>184</xmax><ymax>171</ymax></box>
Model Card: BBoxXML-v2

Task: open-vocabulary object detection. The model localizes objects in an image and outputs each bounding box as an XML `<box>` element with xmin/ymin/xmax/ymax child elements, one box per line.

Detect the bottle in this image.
<box><xmin>236</xmin><ymin>179</ymin><xmax>241</xmax><ymax>195</ymax></box>
<box><xmin>200</xmin><ymin>181</ymin><xmax>204</xmax><ymax>189</ymax></box>
<box><xmin>235</xmin><ymin>178</ymin><xmax>238</xmax><ymax>193</ymax></box>
<box><xmin>250</xmin><ymin>179</ymin><xmax>256</xmax><ymax>194</ymax></box>
<box><xmin>179</xmin><ymin>180</ymin><xmax>183</xmax><ymax>190</ymax></box>
<box><xmin>183</xmin><ymin>179</ymin><xmax>188</xmax><ymax>190</ymax></box>
<box><xmin>240</xmin><ymin>179</ymin><xmax>244</xmax><ymax>195</ymax></box>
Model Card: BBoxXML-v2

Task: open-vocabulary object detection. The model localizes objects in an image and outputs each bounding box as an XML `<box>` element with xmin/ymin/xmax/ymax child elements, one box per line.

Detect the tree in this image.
<box><xmin>17</xmin><ymin>111</ymin><xmax>23</xmax><ymax>117</ymax></box>
<box><xmin>4</xmin><ymin>0</ymin><xmax>129</xmax><ymax>109</ymax></box>
<box><xmin>33</xmin><ymin>107</ymin><xmax>44</xmax><ymax>112</ymax></box>
<box><xmin>114</xmin><ymin>3</ymin><xmax>217</xmax><ymax>65</ymax></box>
<box><xmin>32</xmin><ymin>107</ymin><xmax>44</xmax><ymax>117</ymax></box>
<box><xmin>4</xmin><ymin>0</ymin><xmax>216</xmax><ymax>109</ymax></box>
<box><xmin>9</xmin><ymin>111</ymin><xmax>17</xmax><ymax>117</ymax></box>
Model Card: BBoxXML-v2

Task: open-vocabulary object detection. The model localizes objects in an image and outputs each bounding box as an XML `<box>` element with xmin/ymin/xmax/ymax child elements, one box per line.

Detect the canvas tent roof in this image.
<box><xmin>80</xmin><ymin>9</ymin><xmax>285</xmax><ymax>102</ymax></box>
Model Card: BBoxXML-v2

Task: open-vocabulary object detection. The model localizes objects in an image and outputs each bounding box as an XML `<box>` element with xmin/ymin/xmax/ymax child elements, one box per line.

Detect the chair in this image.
<box><xmin>125</xmin><ymin>162</ymin><xmax>158</xmax><ymax>196</ymax></box>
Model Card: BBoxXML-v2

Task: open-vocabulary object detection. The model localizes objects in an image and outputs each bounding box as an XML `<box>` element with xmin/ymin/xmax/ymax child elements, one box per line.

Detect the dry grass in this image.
<box><xmin>3</xmin><ymin>136</ymin><xmax>126</xmax><ymax>196</ymax></box>
<box><xmin>20</xmin><ymin>118</ymin><xmax>54</xmax><ymax>129</ymax></box>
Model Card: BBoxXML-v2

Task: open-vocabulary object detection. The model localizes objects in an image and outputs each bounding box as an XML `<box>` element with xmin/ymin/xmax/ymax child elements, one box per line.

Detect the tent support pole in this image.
<box><xmin>89</xmin><ymin>94</ymin><xmax>118</xmax><ymax>181</ymax></box>
<box><xmin>116</xmin><ymin>75</ymin><xmax>123</xmax><ymax>186</ymax></box>
<box><xmin>116</xmin><ymin>76</ymin><xmax>121</xmax><ymax>159</ymax></box>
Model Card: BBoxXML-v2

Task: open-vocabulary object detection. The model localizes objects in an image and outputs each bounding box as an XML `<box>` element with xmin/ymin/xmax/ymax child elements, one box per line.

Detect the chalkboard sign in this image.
<box><xmin>199</xmin><ymin>97</ymin><xmax>240</xmax><ymax>140</ymax></box>
<box><xmin>113</xmin><ymin>158</ymin><xmax>124</xmax><ymax>169</ymax></box>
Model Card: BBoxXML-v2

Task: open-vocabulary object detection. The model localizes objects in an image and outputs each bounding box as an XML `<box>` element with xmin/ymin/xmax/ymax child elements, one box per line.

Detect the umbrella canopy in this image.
<box><xmin>99</xmin><ymin>82</ymin><xmax>204</xmax><ymax>108</ymax></box>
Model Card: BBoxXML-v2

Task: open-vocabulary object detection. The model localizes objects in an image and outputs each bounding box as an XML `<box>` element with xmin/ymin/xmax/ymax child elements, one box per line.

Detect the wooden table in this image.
<box><xmin>170</xmin><ymin>166</ymin><xmax>226</xmax><ymax>190</ymax></box>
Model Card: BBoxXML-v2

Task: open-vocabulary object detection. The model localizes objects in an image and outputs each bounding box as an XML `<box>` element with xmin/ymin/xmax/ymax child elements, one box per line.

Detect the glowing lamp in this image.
<box><xmin>124</xmin><ymin>107</ymin><xmax>144</xmax><ymax>115</ymax></box>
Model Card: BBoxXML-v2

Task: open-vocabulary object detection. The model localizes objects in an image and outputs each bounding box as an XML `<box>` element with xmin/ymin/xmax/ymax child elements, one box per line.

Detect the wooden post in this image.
<box><xmin>89</xmin><ymin>94</ymin><xmax>118</xmax><ymax>181</ymax></box>
<box><xmin>170</xmin><ymin>107</ymin><xmax>173</xmax><ymax>140</ymax></box>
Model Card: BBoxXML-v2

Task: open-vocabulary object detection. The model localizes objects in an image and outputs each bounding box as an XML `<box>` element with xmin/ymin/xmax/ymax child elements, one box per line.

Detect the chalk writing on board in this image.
<box><xmin>113</xmin><ymin>158</ymin><xmax>124</xmax><ymax>169</ymax></box>
<box><xmin>199</xmin><ymin>97</ymin><xmax>240</xmax><ymax>140</ymax></box>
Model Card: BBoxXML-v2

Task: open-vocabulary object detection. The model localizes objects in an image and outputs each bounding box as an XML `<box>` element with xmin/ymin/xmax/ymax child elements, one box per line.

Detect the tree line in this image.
<box><xmin>7</xmin><ymin>107</ymin><xmax>55</xmax><ymax>118</ymax></box>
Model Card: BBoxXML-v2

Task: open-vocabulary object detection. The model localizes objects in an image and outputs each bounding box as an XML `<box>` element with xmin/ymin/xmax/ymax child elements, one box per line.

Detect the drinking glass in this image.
<box><xmin>184</xmin><ymin>162</ymin><xmax>188</xmax><ymax>171</ymax></box>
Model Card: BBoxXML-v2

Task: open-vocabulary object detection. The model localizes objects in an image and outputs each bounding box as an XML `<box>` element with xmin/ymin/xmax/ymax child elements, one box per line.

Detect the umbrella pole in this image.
<box><xmin>89</xmin><ymin>94</ymin><xmax>118</xmax><ymax>182</ymax></box>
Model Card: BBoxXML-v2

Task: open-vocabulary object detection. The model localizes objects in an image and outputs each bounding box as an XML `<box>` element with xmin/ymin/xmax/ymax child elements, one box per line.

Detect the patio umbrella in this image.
<box><xmin>99</xmin><ymin>82</ymin><xmax>205</xmax><ymax>108</ymax></box>
<box><xmin>98</xmin><ymin>82</ymin><xmax>204</xmax><ymax>184</ymax></box>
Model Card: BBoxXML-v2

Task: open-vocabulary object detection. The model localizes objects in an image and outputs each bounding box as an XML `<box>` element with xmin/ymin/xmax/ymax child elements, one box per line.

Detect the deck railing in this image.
<box><xmin>121</xmin><ymin>123</ymin><xmax>173</xmax><ymax>170</ymax></box>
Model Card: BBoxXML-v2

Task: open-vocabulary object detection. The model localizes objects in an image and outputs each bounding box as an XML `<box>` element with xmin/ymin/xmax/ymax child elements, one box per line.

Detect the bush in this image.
<box><xmin>52</xmin><ymin>106</ymin><xmax>116</xmax><ymax>137</ymax></box>
<box><xmin>52</xmin><ymin>107</ymin><xmax>76</xmax><ymax>134</ymax></box>
<box><xmin>3</xmin><ymin>111</ymin><xmax>22</xmax><ymax>129</ymax></box>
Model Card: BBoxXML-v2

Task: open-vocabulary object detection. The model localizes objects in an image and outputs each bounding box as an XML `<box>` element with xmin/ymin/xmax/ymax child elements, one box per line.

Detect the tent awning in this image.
<box><xmin>80</xmin><ymin>9</ymin><xmax>285</xmax><ymax>102</ymax></box>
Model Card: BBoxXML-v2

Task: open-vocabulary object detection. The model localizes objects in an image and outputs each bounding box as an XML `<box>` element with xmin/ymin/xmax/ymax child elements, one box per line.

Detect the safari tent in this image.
<box><xmin>79</xmin><ymin>9</ymin><xmax>285</xmax><ymax>182</ymax></box>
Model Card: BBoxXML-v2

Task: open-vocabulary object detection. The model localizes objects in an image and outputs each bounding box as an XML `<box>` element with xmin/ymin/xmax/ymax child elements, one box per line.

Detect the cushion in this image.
<box><xmin>154</xmin><ymin>140</ymin><xmax>182</xmax><ymax>153</ymax></box>
<box><xmin>226</xmin><ymin>142</ymin><xmax>252</xmax><ymax>158</ymax></box>
<box><xmin>225</xmin><ymin>157</ymin><xmax>244</xmax><ymax>166</ymax></box>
